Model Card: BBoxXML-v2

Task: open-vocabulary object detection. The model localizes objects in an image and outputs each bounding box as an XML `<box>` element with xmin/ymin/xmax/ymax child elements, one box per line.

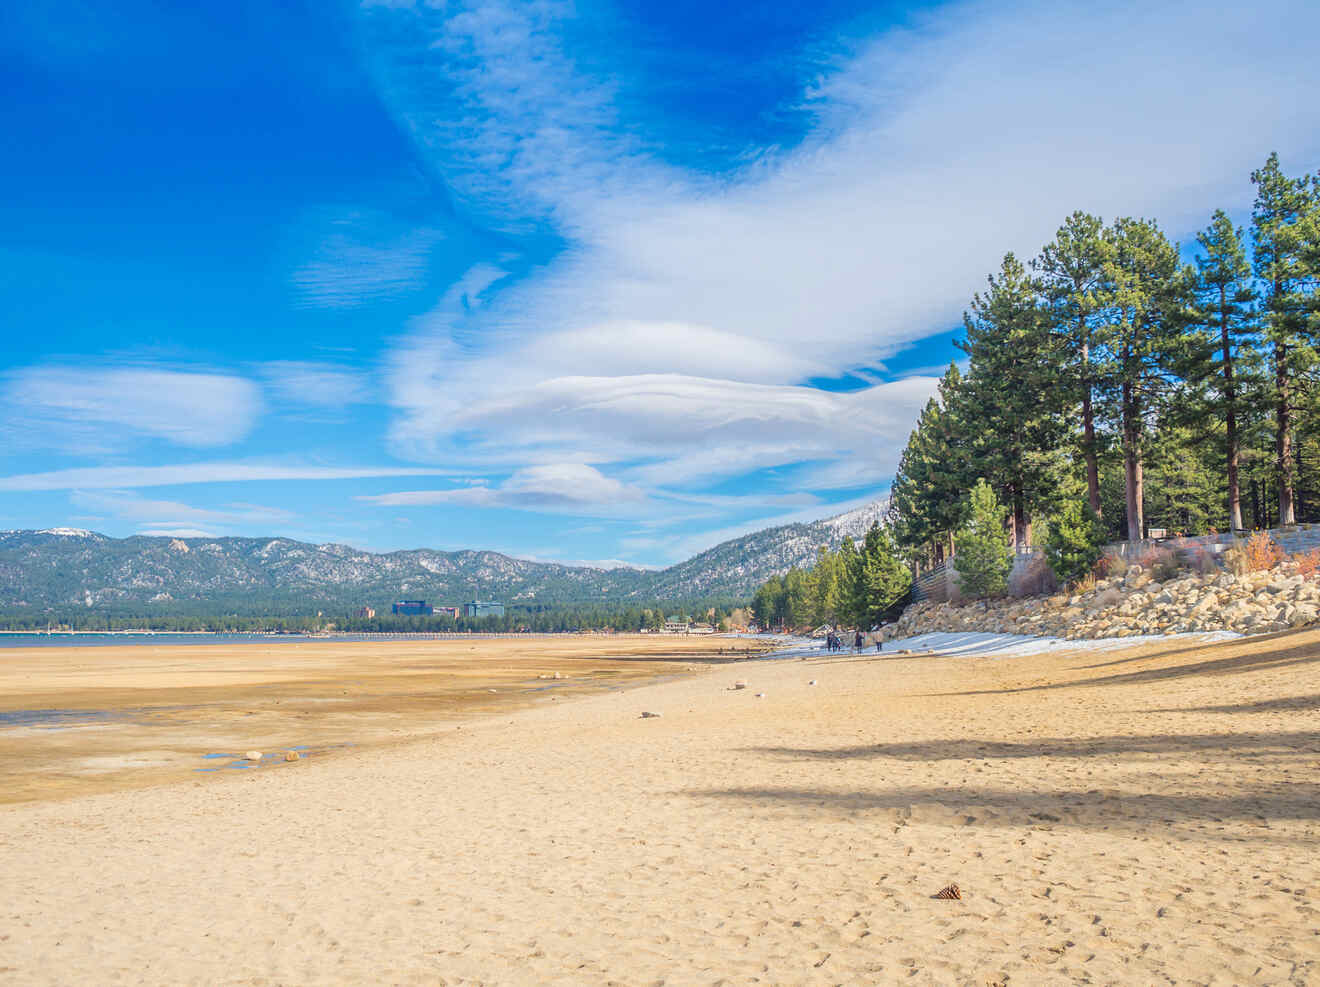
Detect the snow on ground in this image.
<box><xmin>763</xmin><ymin>629</ymin><xmax>1241</xmax><ymax>661</ymax></box>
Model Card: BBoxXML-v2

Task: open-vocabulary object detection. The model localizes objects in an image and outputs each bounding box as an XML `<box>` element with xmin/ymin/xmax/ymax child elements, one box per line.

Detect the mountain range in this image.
<box><xmin>0</xmin><ymin>499</ymin><xmax>888</xmax><ymax>616</ymax></box>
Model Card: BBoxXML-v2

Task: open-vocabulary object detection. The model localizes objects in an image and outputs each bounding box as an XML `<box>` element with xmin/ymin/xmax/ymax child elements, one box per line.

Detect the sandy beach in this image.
<box><xmin>3</xmin><ymin>629</ymin><xmax>1319</xmax><ymax>984</ymax></box>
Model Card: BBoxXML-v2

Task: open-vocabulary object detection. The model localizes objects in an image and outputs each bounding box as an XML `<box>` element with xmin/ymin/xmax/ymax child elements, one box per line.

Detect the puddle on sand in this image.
<box><xmin>193</xmin><ymin>744</ymin><xmax>350</xmax><ymax>773</ymax></box>
<box><xmin>0</xmin><ymin>708</ymin><xmax>126</xmax><ymax>729</ymax></box>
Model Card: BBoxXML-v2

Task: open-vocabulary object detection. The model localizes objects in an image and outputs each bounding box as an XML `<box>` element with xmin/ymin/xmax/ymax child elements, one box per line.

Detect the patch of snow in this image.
<box><xmin>37</xmin><ymin>527</ymin><xmax>97</xmax><ymax>537</ymax></box>
<box><xmin>880</xmin><ymin>630</ymin><xmax>1241</xmax><ymax>658</ymax></box>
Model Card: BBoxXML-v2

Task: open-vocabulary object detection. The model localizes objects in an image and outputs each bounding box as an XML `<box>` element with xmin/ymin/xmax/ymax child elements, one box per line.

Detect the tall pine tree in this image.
<box><xmin>1251</xmin><ymin>153</ymin><xmax>1317</xmax><ymax>526</ymax></box>
<box><xmin>956</xmin><ymin>253</ymin><xmax>1067</xmax><ymax>549</ymax></box>
<box><xmin>1098</xmin><ymin>217</ymin><xmax>1189</xmax><ymax>541</ymax></box>
<box><xmin>1036</xmin><ymin>212</ymin><xmax>1111</xmax><ymax>517</ymax></box>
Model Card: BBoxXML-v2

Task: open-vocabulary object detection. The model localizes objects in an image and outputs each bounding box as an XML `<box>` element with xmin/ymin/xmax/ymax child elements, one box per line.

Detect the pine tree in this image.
<box><xmin>954</xmin><ymin>480</ymin><xmax>1012</xmax><ymax>598</ymax></box>
<box><xmin>1251</xmin><ymin>153</ymin><xmax>1318</xmax><ymax>526</ymax></box>
<box><xmin>1181</xmin><ymin>210</ymin><xmax>1260</xmax><ymax>531</ymax></box>
<box><xmin>956</xmin><ymin>252</ymin><xmax>1067</xmax><ymax>549</ymax></box>
<box><xmin>890</xmin><ymin>364</ymin><xmax>972</xmax><ymax>566</ymax></box>
<box><xmin>857</xmin><ymin>523</ymin><xmax>911</xmax><ymax>627</ymax></box>
<box><xmin>1036</xmin><ymin>211</ymin><xmax>1111</xmax><ymax>516</ymax></box>
<box><xmin>1043</xmin><ymin>496</ymin><xmax>1106</xmax><ymax>586</ymax></box>
<box><xmin>1097</xmin><ymin>217</ymin><xmax>1190</xmax><ymax>541</ymax></box>
<box><xmin>835</xmin><ymin>537</ymin><xmax>865</xmax><ymax>627</ymax></box>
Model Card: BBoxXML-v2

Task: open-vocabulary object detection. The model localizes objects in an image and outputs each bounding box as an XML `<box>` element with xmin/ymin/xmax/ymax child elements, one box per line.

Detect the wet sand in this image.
<box><xmin>3</xmin><ymin>629</ymin><xmax>1319</xmax><ymax>983</ymax></box>
<box><xmin>0</xmin><ymin>635</ymin><xmax>752</xmax><ymax>804</ymax></box>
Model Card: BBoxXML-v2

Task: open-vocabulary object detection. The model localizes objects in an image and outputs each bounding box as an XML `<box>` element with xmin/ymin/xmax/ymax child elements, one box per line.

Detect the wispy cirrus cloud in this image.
<box><xmin>291</xmin><ymin>208</ymin><xmax>444</xmax><ymax>308</ymax></box>
<box><xmin>70</xmin><ymin>489</ymin><xmax>296</xmax><ymax>530</ymax></box>
<box><xmin>256</xmin><ymin>361</ymin><xmax>373</xmax><ymax>407</ymax></box>
<box><xmin>360</xmin><ymin>0</ymin><xmax>1320</xmax><ymax>523</ymax></box>
<box><xmin>0</xmin><ymin>461</ymin><xmax>454</xmax><ymax>492</ymax></box>
<box><xmin>362</xmin><ymin>463</ymin><xmax>644</xmax><ymax>514</ymax></box>
<box><xmin>4</xmin><ymin>365</ymin><xmax>263</xmax><ymax>452</ymax></box>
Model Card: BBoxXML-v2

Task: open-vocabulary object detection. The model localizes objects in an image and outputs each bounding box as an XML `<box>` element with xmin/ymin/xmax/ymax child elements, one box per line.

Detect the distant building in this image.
<box><xmin>392</xmin><ymin>600</ymin><xmax>434</xmax><ymax>616</ymax></box>
<box><xmin>688</xmin><ymin>622</ymin><xmax>715</xmax><ymax>635</ymax></box>
<box><xmin>433</xmin><ymin>606</ymin><xmax>460</xmax><ymax>620</ymax></box>
<box><xmin>663</xmin><ymin>616</ymin><xmax>690</xmax><ymax>634</ymax></box>
<box><xmin>463</xmin><ymin>601</ymin><xmax>505</xmax><ymax>618</ymax></box>
<box><xmin>354</xmin><ymin>606</ymin><xmax>376</xmax><ymax>619</ymax></box>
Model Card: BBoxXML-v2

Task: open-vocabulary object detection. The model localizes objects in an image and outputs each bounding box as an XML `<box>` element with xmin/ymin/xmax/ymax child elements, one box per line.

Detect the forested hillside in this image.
<box><xmin>0</xmin><ymin>500</ymin><xmax>885</xmax><ymax>621</ymax></box>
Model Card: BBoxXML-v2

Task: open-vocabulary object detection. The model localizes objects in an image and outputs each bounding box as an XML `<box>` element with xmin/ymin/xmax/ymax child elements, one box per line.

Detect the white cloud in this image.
<box><xmin>135</xmin><ymin>527</ymin><xmax>220</xmax><ymax>538</ymax></box>
<box><xmin>363</xmin><ymin>463</ymin><xmax>645</xmax><ymax>514</ymax></box>
<box><xmin>390</xmin><ymin>370</ymin><xmax>939</xmax><ymax>488</ymax></box>
<box><xmin>4</xmin><ymin>365</ymin><xmax>263</xmax><ymax>451</ymax></box>
<box><xmin>291</xmin><ymin>209</ymin><xmax>443</xmax><ymax>308</ymax></box>
<box><xmin>71</xmin><ymin>489</ymin><xmax>295</xmax><ymax>530</ymax></box>
<box><xmin>359</xmin><ymin>0</ymin><xmax>1320</xmax><ymax>541</ymax></box>
<box><xmin>0</xmin><ymin>461</ymin><xmax>454</xmax><ymax>492</ymax></box>
<box><xmin>257</xmin><ymin>361</ymin><xmax>372</xmax><ymax>407</ymax></box>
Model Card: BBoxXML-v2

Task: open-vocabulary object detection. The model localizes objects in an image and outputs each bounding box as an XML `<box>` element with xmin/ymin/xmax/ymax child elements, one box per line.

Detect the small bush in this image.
<box><xmin>1243</xmin><ymin>531</ymin><xmax>1284</xmax><ymax>572</ymax></box>
<box><xmin>1137</xmin><ymin>546</ymin><xmax>1179</xmax><ymax>582</ymax></box>
<box><xmin>1182</xmin><ymin>544</ymin><xmax>1219</xmax><ymax>576</ymax></box>
<box><xmin>1294</xmin><ymin>548</ymin><xmax>1320</xmax><ymax>579</ymax></box>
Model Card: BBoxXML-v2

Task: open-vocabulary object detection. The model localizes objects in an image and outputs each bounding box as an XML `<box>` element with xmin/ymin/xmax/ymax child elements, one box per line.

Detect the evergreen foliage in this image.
<box><xmin>748</xmin><ymin>522</ymin><xmax>908</xmax><ymax>630</ymax></box>
<box><xmin>1043</xmin><ymin>498</ymin><xmax>1106</xmax><ymax>586</ymax></box>
<box><xmin>889</xmin><ymin>154</ymin><xmax>1320</xmax><ymax>583</ymax></box>
<box><xmin>954</xmin><ymin>481</ymin><xmax>1013</xmax><ymax>598</ymax></box>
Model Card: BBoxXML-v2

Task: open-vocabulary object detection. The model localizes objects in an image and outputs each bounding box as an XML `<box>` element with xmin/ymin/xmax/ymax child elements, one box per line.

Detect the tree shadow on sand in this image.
<box><xmin>936</xmin><ymin>635</ymin><xmax>1320</xmax><ymax>697</ymax></box>
<box><xmin>743</xmin><ymin>729</ymin><xmax>1320</xmax><ymax>763</ymax></box>
<box><xmin>1148</xmin><ymin>694</ymin><xmax>1320</xmax><ymax>715</ymax></box>
<box><xmin>685</xmin><ymin>783</ymin><xmax>1320</xmax><ymax>834</ymax></box>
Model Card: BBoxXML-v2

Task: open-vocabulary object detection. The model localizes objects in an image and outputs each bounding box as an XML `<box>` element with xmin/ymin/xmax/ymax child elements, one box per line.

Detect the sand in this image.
<box><xmin>0</xmin><ymin>635</ymin><xmax>753</xmax><ymax>804</ymax></box>
<box><xmin>2</xmin><ymin>629</ymin><xmax>1319</xmax><ymax>983</ymax></box>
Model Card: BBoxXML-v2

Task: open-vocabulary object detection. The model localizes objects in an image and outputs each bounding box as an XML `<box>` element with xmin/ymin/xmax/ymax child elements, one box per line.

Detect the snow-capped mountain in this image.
<box><xmin>0</xmin><ymin>498</ymin><xmax>889</xmax><ymax>614</ymax></box>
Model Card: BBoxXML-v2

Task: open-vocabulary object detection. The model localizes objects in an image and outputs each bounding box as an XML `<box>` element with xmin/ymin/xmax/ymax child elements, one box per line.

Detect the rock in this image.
<box><xmin>1094</xmin><ymin>588</ymin><xmax>1123</xmax><ymax>607</ymax></box>
<box><xmin>808</xmin><ymin>680</ymin><xmax>817</xmax><ymax>686</ymax></box>
<box><xmin>1291</xmin><ymin>603</ymin><xmax>1318</xmax><ymax>627</ymax></box>
<box><xmin>755</xmin><ymin>692</ymin><xmax>766</xmax><ymax>698</ymax></box>
<box><xmin>283</xmin><ymin>750</ymin><xmax>300</xmax><ymax>762</ymax></box>
<box><xmin>640</xmin><ymin>711</ymin><xmax>662</xmax><ymax>718</ymax></box>
<box><xmin>244</xmin><ymin>750</ymin><xmax>262</xmax><ymax>761</ymax></box>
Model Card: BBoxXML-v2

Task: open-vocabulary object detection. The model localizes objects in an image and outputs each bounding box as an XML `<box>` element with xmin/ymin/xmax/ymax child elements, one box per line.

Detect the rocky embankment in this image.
<box><xmin>887</xmin><ymin>560</ymin><xmax>1320</xmax><ymax>640</ymax></box>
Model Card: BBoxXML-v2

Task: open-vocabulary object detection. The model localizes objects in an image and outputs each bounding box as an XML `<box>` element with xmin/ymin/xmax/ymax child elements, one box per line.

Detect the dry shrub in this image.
<box><xmin>1243</xmin><ymin>531</ymin><xmax>1284</xmax><ymax>572</ymax></box>
<box><xmin>1074</xmin><ymin>572</ymin><xmax>1098</xmax><ymax>595</ymax></box>
<box><xmin>1138</xmin><ymin>546</ymin><xmax>1179</xmax><ymax>582</ymax></box>
<box><xmin>1100</xmin><ymin>553</ymin><xmax>1123</xmax><ymax>579</ymax></box>
<box><xmin>1293</xmin><ymin>547</ymin><xmax>1320</xmax><ymax>578</ymax></box>
<box><xmin>1182</xmin><ymin>544</ymin><xmax>1219</xmax><ymax>575</ymax></box>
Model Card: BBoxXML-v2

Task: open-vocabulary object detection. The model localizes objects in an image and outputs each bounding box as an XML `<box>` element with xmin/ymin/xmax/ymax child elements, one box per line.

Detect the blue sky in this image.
<box><xmin>3</xmin><ymin>0</ymin><xmax>1319</xmax><ymax>568</ymax></box>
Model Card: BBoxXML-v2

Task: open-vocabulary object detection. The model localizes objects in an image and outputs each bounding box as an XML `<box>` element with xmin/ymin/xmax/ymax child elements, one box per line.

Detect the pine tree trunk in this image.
<box><xmin>1012</xmin><ymin>487</ymin><xmax>1029</xmax><ymax>552</ymax></box>
<box><xmin>1081</xmin><ymin>340</ymin><xmax>1101</xmax><ymax>516</ymax></box>
<box><xmin>1221</xmin><ymin>290</ymin><xmax>1243</xmax><ymax>531</ymax></box>
<box><xmin>1276</xmin><ymin>340</ymin><xmax>1296</xmax><ymax>525</ymax></box>
<box><xmin>1123</xmin><ymin>381</ymin><xmax>1143</xmax><ymax>542</ymax></box>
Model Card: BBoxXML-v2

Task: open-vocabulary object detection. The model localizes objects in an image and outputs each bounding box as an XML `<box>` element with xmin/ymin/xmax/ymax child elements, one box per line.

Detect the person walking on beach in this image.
<box><xmin>854</xmin><ymin>630</ymin><xmax>863</xmax><ymax>652</ymax></box>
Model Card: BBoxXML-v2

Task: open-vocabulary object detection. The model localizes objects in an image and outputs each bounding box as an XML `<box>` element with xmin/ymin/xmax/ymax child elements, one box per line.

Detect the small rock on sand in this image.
<box><xmin>730</xmin><ymin>680</ymin><xmax>747</xmax><ymax>690</ymax></box>
<box><xmin>244</xmin><ymin>751</ymin><xmax>262</xmax><ymax>761</ymax></box>
<box><xmin>808</xmin><ymin>680</ymin><xmax>817</xmax><ymax>686</ymax></box>
<box><xmin>283</xmin><ymin>750</ymin><xmax>300</xmax><ymax>762</ymax></box>
<box><xmin>755</xmin><ymin>692</ymin><xmax>766</xmax><ymax>698</ymax></box>
<box><xmin>640</xmin><ymin>711</ymin><xmax>662</xmax><ymax>718</ymax></box>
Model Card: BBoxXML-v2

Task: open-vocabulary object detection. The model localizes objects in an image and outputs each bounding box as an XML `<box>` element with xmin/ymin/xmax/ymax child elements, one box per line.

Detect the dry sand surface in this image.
<box><xmin>0</xmin><ymin>635</ymin><xmax>751</xmax><ymax>804</ymax></box>
<box><xmin>3</xmin><ymin>629</ymin><xmax>1320</xmax><ymax>984</ymax></box>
